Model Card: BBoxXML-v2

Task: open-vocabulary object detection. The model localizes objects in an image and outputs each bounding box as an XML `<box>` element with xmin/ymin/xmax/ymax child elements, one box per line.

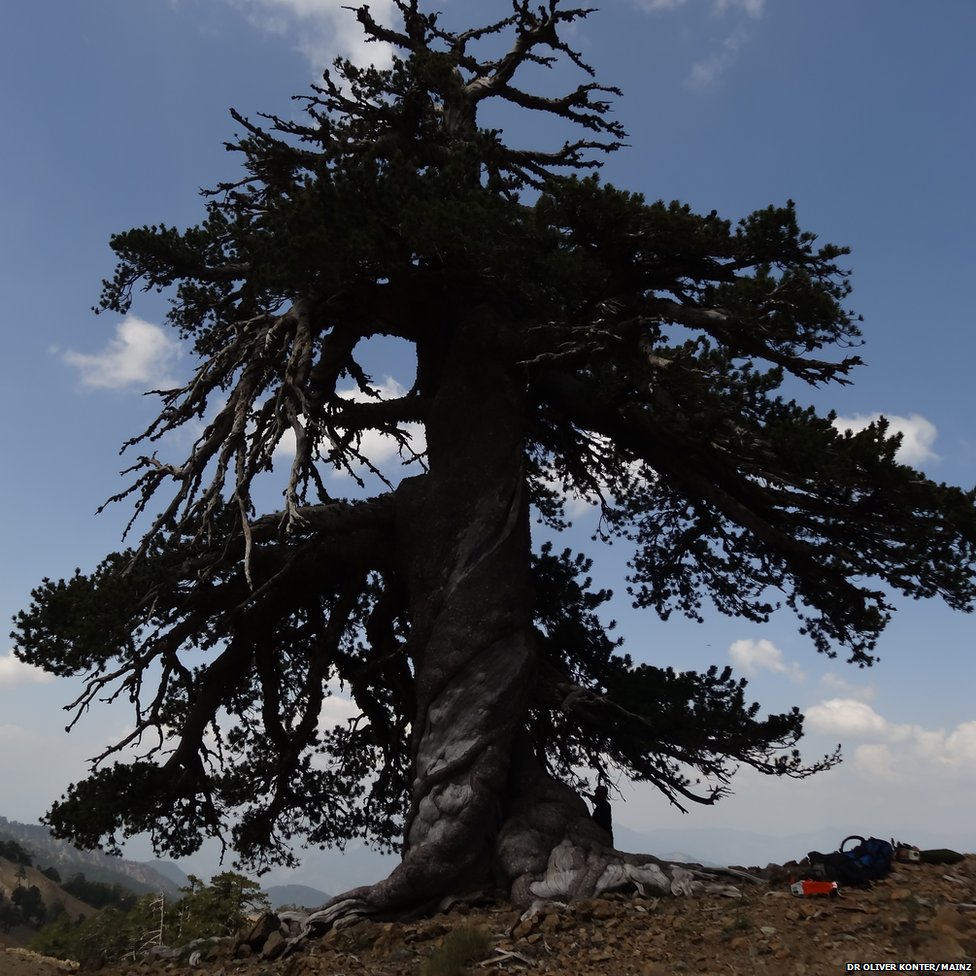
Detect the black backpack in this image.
<box><xmin>807</xmin><ymin>835</ymin><xmax>894</xmax><ymax>886</ymax></box>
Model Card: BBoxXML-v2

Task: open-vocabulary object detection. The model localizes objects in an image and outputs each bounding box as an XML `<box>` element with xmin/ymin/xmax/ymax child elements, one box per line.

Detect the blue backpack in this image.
<box><xmin>807</xmin><ymin>835</ymin><xmax>894</xmax><ymax>886</ymax></box>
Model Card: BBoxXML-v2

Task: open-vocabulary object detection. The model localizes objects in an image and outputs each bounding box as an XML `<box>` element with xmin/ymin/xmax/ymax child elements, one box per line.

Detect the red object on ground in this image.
<box><xmin>790</xmin><ymin>879</ymin><xmax>839</xmax><ymax>897</ymax></box>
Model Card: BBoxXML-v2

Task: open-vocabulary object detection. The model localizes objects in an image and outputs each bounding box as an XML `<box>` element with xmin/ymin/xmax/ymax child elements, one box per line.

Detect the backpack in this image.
<box><xmin>806</xmin><ymin>835</ymin><xmax>894</xmax><ymax>887</ymax></box>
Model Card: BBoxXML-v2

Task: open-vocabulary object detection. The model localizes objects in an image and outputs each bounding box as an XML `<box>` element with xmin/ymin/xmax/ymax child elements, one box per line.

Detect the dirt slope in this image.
<box><xmin>0</xmin><ymin>857</ymin><xmax>97</xmax><ymax>925</ymax></box>
<box><xmin>0</xmin><ymin>947</ymin><xmax>78</xmax><ymax>975</ymax></box>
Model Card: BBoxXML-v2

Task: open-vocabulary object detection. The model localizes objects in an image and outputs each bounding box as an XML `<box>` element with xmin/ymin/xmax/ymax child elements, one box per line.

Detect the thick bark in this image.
<box><xmin>494</xmin><ymin>747</ymin><xmax>743</xmax><ymax>908</ymax></box>
<box><xmin>309</xmin><ymin>311</ymin><xmax>536</xmax><ymax>923</ymax></box>
<box><xmin>299</xmin><ymin>313</ymin><xmax>737</xmax><ymax>933</ymax></box>
<box><xmin>305</xmin><ymin>743</ymin><xmax>738</xmax><ymax>935</ymax></box>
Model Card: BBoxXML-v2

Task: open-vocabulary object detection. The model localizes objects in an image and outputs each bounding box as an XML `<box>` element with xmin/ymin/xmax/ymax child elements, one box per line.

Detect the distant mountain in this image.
<box><xmin>145</xmin><ymin>859</ymin><xmax>192</xmax><ymax>889</ymax></box>
<box><xmin>0</xmin><ymin>816</ymin><xmax>182</xmax><ymax>898</ymax></box>
<box><xmin>135</xmin><ymin>858</ymin><xmax>335</xmax><ymax>909</ymax></box>
<box><xmin>264</xmin><ymin>884</ymin><xmax>332</xmax><ymax>910</ymax></box>
<box><xmin>255</xmin><ymin>840</ymin><xmax>398</xmax><ymax>897</ymax></box>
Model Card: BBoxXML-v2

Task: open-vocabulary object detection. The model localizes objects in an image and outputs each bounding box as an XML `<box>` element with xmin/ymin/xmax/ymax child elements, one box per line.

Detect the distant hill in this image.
<box><xmin>0</xmin><ymin>856</ymin><xmax>97</xmax><ymax>921</ymax></box>
<box><xmin>0</xmin><ymin>817</ymin><xmax>181</xmax><ymax>898</ymax></box>
<box><xmin>1</xmin><ymin>817</ymin><xmax>339</xmax><ymax>913</ymax></box>
<box><xmin>264</xmin><ymin>884</ymin><xmax>332</xmax><ymax>910</ymax></box>
<box><xmin>145</xmin><ymin>860</ymin><xmax>191</xmax><ymax>890</ymax></box>
<box><xmin>142</xmin><ymin>858</ymin><xmax>334</xmax><ymax>910</ymax></box>
<box><xmin>255</xmin><ymin>840</ymin><xmax>398</xmax><ymax>897</ymax></box>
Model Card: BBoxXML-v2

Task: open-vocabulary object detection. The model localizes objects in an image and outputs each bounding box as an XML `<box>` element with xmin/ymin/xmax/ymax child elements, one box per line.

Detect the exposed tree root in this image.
<box><xmin>495</xmin><ymin>752</ymin><xmax>749</xmax><ymax>909</ymax></box>
<box><xmin>281</xmin><ymin>837</ymin><xmax>754</xmax><ymax>957</ymax></box>
<box><xmin>283</xmin><ymin>762</ymin><xmax>756</xmax><ymax>955</ymax></box>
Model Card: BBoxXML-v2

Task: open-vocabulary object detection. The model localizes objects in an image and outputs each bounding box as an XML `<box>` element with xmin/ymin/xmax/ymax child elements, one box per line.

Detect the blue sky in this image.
<box><xmin>1</xmin><ymin>0</ymin><xmax>975</xmax><ymax>876</ymax></box>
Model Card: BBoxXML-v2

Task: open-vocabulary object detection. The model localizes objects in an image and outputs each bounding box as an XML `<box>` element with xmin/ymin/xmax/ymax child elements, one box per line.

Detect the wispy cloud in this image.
<box><xmin>633</xmin><ymin>0</ymin><xmax>692</xmax><ymax>10</ymax></box>
<box><xmin>688</xmin><ymin>27</ymin><xmax>748</xmax><ymax>90</ymax></box>
<box><xmin>729</xmin><ymin>638</ymin><xmax>806</xmax><ymax>682</ymax></box>
<box><xmin>821</xmin><ymin>672</ymin><xmax>875</xmax><ymax>703</ymax></box>
<box><xmin>635</xmin><ymin>0</ymin><xmax>765</xmax><ymax>12</ymax></box>
<box><xmin>58</xmin><ymin>315</ymin><xmax>181</xmax><ymax>391</ymax></box>
<box><xmin>633</xmin><ymin>0</ymin><xmax>769</xmax><ymax>90</ymax></box>
<box><xmin>714</xmin><ymin>0</ymin><xmax>765</xmax><ymax>17</ymax></box>
<box><xmin>224</xmin><ymin>0</ymin><xmax>397</xmax><ymax>73</ymax></box>
<box><xmin>833</xmin><ymin>413</ymin><xmax>939</xmax><ymax>466</ymax></box>
<box><xmin>0</xmin><ymin>651</ymin><xmax>54</xmax><ymax>687</ymax></box>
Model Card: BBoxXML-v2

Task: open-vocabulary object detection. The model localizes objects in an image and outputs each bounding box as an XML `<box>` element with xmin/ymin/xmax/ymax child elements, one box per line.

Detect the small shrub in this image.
<box><xmin>422</xmin><ymin>925</ymin><xmax>493</xmax><ymax>976</ymax></box>
<box><xmin>721</xmin><ymin>911</ymin><xmax>753</xmax><ymax>940</ymax></box>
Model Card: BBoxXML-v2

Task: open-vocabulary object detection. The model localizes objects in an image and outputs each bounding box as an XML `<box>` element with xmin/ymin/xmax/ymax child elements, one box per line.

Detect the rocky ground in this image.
<box><xmin>0</xmin><ymin>946</ymin><xmax>79</xmax><ymax>976</ymax></box>
<box><xmin>6</xmin><ymin>855</ymin><xmax>974</xmax><ymax>975</ymax></box>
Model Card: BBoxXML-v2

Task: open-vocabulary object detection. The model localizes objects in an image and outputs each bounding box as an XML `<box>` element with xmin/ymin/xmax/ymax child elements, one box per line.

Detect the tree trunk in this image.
<box><xmin>302</xmin><ymin>314</ymin><xmax>734</xmax><ymax>932</ymax></box>
<box><xmin>355</xmin><ymin>309</ymin><xmax>536</xmax><ymax>916</ymax></box>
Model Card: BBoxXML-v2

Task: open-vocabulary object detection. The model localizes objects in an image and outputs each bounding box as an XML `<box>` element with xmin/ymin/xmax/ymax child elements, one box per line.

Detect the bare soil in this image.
<box><xmin>8</xmin><ymin>856</ymin><xmax>974</xmax><ymax>975</ymax></box>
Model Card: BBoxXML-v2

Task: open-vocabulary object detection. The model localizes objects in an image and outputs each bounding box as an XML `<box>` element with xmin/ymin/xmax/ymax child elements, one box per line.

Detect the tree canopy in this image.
<box><xmin>13</xmin><ymin>0</ymin><xmax>976</xmax><ymax>913</ymax></box>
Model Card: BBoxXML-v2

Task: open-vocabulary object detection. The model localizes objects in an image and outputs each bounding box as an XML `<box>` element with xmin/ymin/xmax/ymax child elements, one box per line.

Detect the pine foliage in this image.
<box><xmin>12</xmin><ymin>1</ymin><xmax>976</xmax><ymax>869</ymax></box>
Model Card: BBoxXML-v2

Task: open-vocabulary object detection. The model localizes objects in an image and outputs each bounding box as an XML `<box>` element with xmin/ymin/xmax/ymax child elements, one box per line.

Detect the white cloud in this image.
<box><xmin>274</xmin><ymin>376</ymin><xmax>427</xmax><ymax>481</ymax></box>
<box><xmin>832</xmin><ymin>413</ymin><xmax>939</xmax><ymax>466</ymax></box>
<box><xmin>225</xmin><ymin>0</ymin><xmax>396</xmax><ymax>73</ymax></box>
<box><xmin>536</xmin><ymin>468</ymin><xmax>598</xmax><ymax>519</ymax></box>
<box><xmin>274</xmin><ymin>376</ymin><xmax>426</xmax><ymax>480</ymax></box>
<box><xmin>632</xmin><ymin>0</ymin><xmax>767</xmax><ymax>90</ymax></box>
<box><xmin>808</xmin><ymin>699</ymin><xmax>976</xmax><ymax>782</ymax></box>
<box><xmin>633</xmin><ymin>0</ymin><xmax>763</xmax><ymax>13</ymax></box>
<box><xmin>561</xmin><ymin>492</ymin><xmax>598</xmax><ymax>519</ymax></box>
<box><xmin>806</xmin><ymin>697</ymin><xmax>888</xmax><ymax>737</ymax></box>
<box><xmin>850</xmin><ymin>742</ymin><xmax>902</xmax><ymax>783</ymax></box>
<box><xmin>536</xmin><ymin>452</ymin><xmax>605</xmax><ymax>521</ymax></box>
<box><xmin>820</xmin><ymin>672</ymin><xmax>875</xmax><ymax>702</ymax></box>
<box><xmin>714</xmin><ymin>0</ymin><xmax>765</xmax><ymax>17</ymax></box>
<box><xmin>318</xmin><ymin>685</ymin><xmax>361</xmax><ymax>730</ymax></box>
<box><xmin>59</xmin><ymin>315</ymin><xmax>181</xmax><ymax>391</ymax></box>
<box><xmin>729</xmin><ymin>638</ymin><xmax>805</xmax><ymax>682</ymax></box>
<box><xmin>688</xmin><ymin>27</ymin><xmax>748</xmax><ymax>90</ymax></box>
<box><xmin>0</xmin><ymin>651</ymin><xmax>54</xmax><ymax>687</ymax></box>
<box><xmin>633</xmin><ymin>0</ymin><xmax>692</xmax><ymax>10</ymax></box>
<box><xmin>334</xmin><ymin>377</ymin><xmax>425</xmax><ymax>472</ymax></box>
<box><xmin>944</xmin><ymin>721</ymin><xmax>976</xmax><ymax>765</ymax></box>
